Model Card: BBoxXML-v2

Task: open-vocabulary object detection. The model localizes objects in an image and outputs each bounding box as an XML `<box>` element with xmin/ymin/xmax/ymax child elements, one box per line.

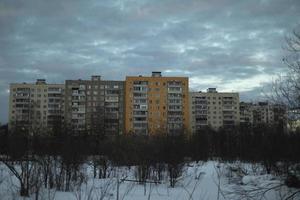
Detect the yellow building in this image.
<box><xmin>125</xmin><ymin>72</ymin><xmax>189</xmax><ymax>136</ymax></box>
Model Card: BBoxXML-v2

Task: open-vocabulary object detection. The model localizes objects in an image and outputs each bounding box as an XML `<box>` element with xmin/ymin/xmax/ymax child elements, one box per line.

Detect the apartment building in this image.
<box><xmin>9</xmin><ymin>79</ymin><xmax>65</xmax><ymax>133</ymax></box>
<box><xmin>189</xmin><ymin>88</ymin><xmax>240</xmax><ymax>132</ymax></box>
<box><xmin>252</xmin><ymin>102</ymin><xmax>275</xmax><ymax>124</ymax></box>
<box><xmin>241</xmin><ymin>102</ymin><xmax>287</xmax><ymax>127</ymax></box>
<box><xmin>288</xmin><ymin>108</ymin><xmax>300</xmax><ymax>131</ymax></box>
<box><xmin>65</xmin><ymin>76</ymin><xmax>124</xmax><ymax>136</ymax></box>
<box><xmin>125</xmin><ymin>72</ymin><xmax>189</xmax><ymax>135</ymax></box>
<box><xmin>240</xmin><ymin>102</ymin><xmax>254</xmax><ymax>125</ymax></box>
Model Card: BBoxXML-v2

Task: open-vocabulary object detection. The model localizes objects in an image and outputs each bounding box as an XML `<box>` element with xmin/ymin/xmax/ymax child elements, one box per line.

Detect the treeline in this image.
<box><xmin>1</xmin><ymin>124</ymin><xmax>300</xmax><ymax>197</ymax></box>
<box><xmin>1</xmin><ymin>123</ymin><xmax>300</xmax><ymax>164</ymax></box>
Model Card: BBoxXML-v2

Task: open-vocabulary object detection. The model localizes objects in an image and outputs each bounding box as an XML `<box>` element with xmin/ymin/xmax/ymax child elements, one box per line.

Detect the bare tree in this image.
<box><xmin>2</xmin><ymin>158</ymin><xmax>45</xmax><ymax>199</ymax></box>
<box><xmin>38</xmin><ymin>188</ymin><xmax>56</xmax><ymax>200</ymax></box>
<box><xmin>73</xmin><ymin>178</ymin><xmax>115</xmax><ymax>200</ymax></box>
<box><xmin>270</xmin><ymin>25</ymin><xmax>300</xmax><ymax>109</ymax></box>
<box><xmin>221</xmin><ymin>162</ymin><xmax>300</xmax><ymax>200</ymax></box>
<box><xmin>181</xmin><ymin>163</ymin><xmax>205</xmax><ymax>200</ymax></box>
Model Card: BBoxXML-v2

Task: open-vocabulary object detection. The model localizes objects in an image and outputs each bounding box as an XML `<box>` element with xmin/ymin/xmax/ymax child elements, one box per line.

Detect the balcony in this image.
<box><xmin>195</xmin><ymin>120</ymin><xmax>208</xmax><ymax>125</ymax></box>
<box><xmin>133</xmin><ymin>104</ymin><xmax>148</xmax><ymax>111</ymax></box>
<box><xmin>133</xmin><ymin>93</ymin><xmax>147</xmax><ymax>98</ymax></box>
<box><xmin>168</xmin><ymin>100</ymin><xmax>182</xmax><ymax>105</ymax></box>
<box><xmin>168</xmin><ymin>94</ymin><xmax>182</xmax><ymax>99</ymax></box>
<box><xmin>168</xmin><ymin>108</ymin><xmax>182</xmax><ymax>112</ymax></box>
<box><xmin>133</xmin><ymin>122</ymin><xmax>148</xmax><ymax>130</ymax></box>
<box><xmin>223</xmin><ymin>115</ymin><xmax>234</xmax><ymax>120</ymax></box>
<box><xmin>133</xmin><ymin>81</ymin><xmax>148</xmax><ymax>86</ymax></box>
<box><xmin>105</xmin><ymin>97</ymin><xmax>119</xmax><ymax>102</ymax></box>
<box><xmin>168</xmin><ymin>82</ymin><xmax>182</xmax><ymax>87</ymax></box>
<box><xmin>223</xmin><ymin>106</ymin><xmax>234</xmax><ymax>111</ymax></box>
<box><xmin>168</xmin><ymin>88</ymin><xmax>182</xmax><ymax>93</ymax></box>
<box><xmin>168</xmin><ymin>117</ymin><xmax>183</xmax><ymax>123</ymax></box>
<box><xmin>223</xmin><ymin>120</ymin><xmax>235</xmax><ymax>125</ymax></box>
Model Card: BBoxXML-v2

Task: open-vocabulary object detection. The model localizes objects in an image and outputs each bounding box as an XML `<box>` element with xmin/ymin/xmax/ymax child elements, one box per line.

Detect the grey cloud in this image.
<box><xmin>0</xmin><ymin>0</ymin><xmax>300</xmax><ymax>122</ymax></box>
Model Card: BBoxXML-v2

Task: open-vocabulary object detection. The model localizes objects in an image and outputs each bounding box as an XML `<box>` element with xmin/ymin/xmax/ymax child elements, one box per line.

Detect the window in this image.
<box><xmin>140</xmin><ymin>105</ymin><xmax>148</xmax><ymax>110</ymax></box>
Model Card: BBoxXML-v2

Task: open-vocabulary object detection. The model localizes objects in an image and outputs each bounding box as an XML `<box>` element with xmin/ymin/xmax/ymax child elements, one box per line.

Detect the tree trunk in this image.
<box><xmin>20</xmin><ymin>183</ymin><xmax>29</xmax><ymax>197</ymax></box>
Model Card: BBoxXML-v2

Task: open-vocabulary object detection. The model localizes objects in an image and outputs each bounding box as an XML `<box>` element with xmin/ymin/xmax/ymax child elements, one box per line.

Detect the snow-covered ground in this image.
<box><xmin>0</xmin><ymin>161</ymin><xmax>298</xmax><ymax>200</ymax></box>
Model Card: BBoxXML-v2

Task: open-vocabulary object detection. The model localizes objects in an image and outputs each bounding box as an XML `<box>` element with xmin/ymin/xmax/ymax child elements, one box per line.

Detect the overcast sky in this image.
<box><xmin>0</xmin><ymin>0</ymin><xmax>300</xmax><ymax>123</ymax></box>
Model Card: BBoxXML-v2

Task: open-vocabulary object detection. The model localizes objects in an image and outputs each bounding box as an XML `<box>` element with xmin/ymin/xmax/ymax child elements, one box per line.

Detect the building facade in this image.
<box><xmin>241</xmin><ymin>102</ymin><xmax>287</xmax><ymax>127</ymax></box>
<box><xmin>64</xmin><ymin>76</ymin><xmax>125</xmax><ymax>136</ymax></box>
<box><xmin>125</xmin><ymin>72</ymin><xmax>189</xmax><ymax>135</ymax></box>
<box><xmin>288</xmin><ymin>108</ymin><xmax>300</xmax><ymax>131</ymax></box>
<box><xmin>252</xmin><ymin>102</ymin><xmax>275</xmax><ymax>124</ymax></box>
<box><xmin>240</xmin><ymin>102</ymin><xmax>254</xmax><ymax>125</ymax></box>
<box><xmin>9</xmin><ymin>74</ymin><xmax>290</xmax><ymax>136</ymax></box>
<box><xmin>9</xmin><ymin>79</ymin><xmax>65</xmax><ymax>134</ymax></box>
<box><xmin>189</xmin><ymin>88</ymin><xmax>240</xmax><ymax>132</ymax></box>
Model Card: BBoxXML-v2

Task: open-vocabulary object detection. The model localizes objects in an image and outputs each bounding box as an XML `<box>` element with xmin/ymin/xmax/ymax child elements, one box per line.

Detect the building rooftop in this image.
<box><xmin>207</xmin><ymin>88</ymin><xmax>217</xmax><ymax>93</ymax></box>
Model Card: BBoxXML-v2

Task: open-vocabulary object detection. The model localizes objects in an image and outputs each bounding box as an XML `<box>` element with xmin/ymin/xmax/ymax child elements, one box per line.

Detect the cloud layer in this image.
<box><xmin>0</xmin><ymin>0</ymin><xmax>300</xmax><ymax>123</ymax></box>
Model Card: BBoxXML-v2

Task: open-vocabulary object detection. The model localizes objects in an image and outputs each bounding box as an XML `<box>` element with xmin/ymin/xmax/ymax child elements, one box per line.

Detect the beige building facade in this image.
<box><xmin>189</xmin><ymin>88</ymin><xmax>240</xmax><ymax>132</ymax></box>
<box><xmin>9</xmin><ymin>79</ymin><xmax>65</xmax><ymax>133</ymax></box>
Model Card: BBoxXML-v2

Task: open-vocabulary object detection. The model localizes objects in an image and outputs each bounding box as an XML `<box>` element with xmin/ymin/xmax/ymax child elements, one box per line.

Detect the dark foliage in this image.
<box><xmin>1</xmin><ymin>124</ymin><xmax>300</xmax><ymax>164</ymax></box>
<box><xmin>1</xmin><ymin>124</ymin><xmax>300</xmax><ymax>196</ymax></box>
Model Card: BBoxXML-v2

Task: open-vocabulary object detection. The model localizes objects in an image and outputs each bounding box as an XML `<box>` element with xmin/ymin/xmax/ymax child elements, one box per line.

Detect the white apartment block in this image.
<box><xmin>189</xmin><ymin>88</ymin><xmax>240</xmax><ymax>132</ymax></box>
<box><xmin>9</xmin><ymin>79</ymin><xmax>65</xmax><ymax>133</ymax></box>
